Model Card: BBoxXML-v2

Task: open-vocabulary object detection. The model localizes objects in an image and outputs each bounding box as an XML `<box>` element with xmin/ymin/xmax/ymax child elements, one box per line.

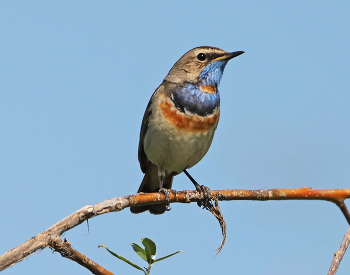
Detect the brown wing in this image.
<box><xmin>138</xmin><ymin>83</ymin><xmax>167</xmax><ymax>173</ymax></box>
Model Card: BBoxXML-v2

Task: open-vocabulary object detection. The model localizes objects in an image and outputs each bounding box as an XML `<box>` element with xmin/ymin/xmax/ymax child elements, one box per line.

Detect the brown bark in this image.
<box><xmin>1</xmin><ymin>187</ymin><xmax>349</xmax><ymax>273</ymax></box>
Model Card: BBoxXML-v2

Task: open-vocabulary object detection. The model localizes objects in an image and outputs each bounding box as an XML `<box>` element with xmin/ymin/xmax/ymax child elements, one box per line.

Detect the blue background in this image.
<box><xmin>1</xmin><ymin>1</ymin><xmax>349</xmax><ymax>274</ymax></box>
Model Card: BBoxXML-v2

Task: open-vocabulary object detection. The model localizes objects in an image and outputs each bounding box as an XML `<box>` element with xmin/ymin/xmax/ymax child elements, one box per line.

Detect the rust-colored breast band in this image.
<box><xmin>160</xmin><ymin>97</ymin><xmax>219</xmax><ymax>133</ymax></box>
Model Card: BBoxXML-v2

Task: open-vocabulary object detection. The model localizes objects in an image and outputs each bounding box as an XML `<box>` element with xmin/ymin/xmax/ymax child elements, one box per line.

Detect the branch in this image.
<box><xmin>50</xmin><ymin>238</ymin><xmax>114</xmax><ymax>275</ymax></box>
<box><xmin>1</xmin><ymin>187</ymin><xmax>349</xmax><ymax>272</ymax></box>
<box><xmin>328</xmin><ymin>226</ymin><xmax>350</xmax><ymax>275</ymax></box>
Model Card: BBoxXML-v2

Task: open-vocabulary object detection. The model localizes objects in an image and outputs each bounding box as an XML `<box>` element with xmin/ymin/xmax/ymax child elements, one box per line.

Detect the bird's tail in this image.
<box><xmin>130</xmin><ymin>164</ymin><xmax>174</xmax><ymax>215</ymax></box>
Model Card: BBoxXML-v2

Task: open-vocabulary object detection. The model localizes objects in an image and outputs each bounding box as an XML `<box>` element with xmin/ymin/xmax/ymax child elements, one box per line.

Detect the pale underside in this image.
<box><xmin>144</xmin><ymin>93</ymin><xmax>219</xmax><ymax>174</ymax></box>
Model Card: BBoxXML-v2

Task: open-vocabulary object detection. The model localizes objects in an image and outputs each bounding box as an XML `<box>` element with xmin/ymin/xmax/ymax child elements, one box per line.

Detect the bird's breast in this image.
<box><xmin>158</xmin><ymin>91</ymin><xmax>220</xmax><ymax>133</ymax></box>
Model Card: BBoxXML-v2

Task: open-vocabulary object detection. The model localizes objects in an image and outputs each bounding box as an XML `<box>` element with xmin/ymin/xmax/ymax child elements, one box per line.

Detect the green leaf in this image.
<box><xmin>142</xmin><ymin>238</ymin><xmax>156</xmax><ymax>264</ymax></box>
<box><xmin>154</xmin><ymin>250</ymin><xmax>183</xmax><ymax>263</ymax></box>
<box><xmin>98</xmin><ymin>245</ymin><xmax>146</xmax><ymax>274</ymax></box>
<box><xmin>131</xmin><ymin>243</ymin><xmax>147</xmax><ymax>261</ymax></box>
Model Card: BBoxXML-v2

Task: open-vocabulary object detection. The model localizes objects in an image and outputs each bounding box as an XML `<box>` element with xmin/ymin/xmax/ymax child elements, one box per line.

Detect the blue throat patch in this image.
<box><xmin>170</xmin><ymin>60</ymin><xmax>228</xmax><ymax>116</ymax></box>
<box><xmin>199</xmin><ymin>60</ymin><xmax>228</xmax><ymax>86</ymax></box>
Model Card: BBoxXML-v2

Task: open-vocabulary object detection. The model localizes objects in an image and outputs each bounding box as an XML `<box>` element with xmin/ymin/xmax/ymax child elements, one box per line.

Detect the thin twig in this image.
<box><xmin>49</xmin><ymin>238</ymin><xmax>114</xmax><ymax>275</ymax></box>
<box><xmin>328</xmin><ymin>226</ymin><xmax>350</xmax><ymax>275</ymax></box>
<box><xmin>336</xmin><ymin>202</ymin><xmax>350</xmax><ymax>225</ymax></box>
<box><xmin>204</xmin><ymin>197</ymin><xmax>226</xmax><ymax>257</ymax></box>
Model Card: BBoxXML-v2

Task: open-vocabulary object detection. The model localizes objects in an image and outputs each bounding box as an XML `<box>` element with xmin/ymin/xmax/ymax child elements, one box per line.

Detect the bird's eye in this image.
<box><xmin>197</xmin><ymin>53</ymin><xmax>207</xmax><ymax>61</ymax></box>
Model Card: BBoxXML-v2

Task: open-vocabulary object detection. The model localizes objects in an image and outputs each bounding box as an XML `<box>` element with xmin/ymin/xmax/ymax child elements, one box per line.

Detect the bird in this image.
<box><xmin>130</xmin><ymin>46</ymin><xmax>244</xmax><ymax>214</ymax></box>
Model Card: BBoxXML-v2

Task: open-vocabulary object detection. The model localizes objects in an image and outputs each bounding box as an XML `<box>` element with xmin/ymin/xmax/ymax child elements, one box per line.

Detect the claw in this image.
<box><xmin>196</xmin><ymin>185</ymin><xmax>211</xmax><ymax>207</ymax></box>
<box><xmin>183</xmin><ymin>169</ymin><xmax>212</xmax><ymax>208</ymax></box>
<box><xmin>159</xmin><ymin>188</ymin><xmax>171</xmax><ymax>203</ymax></box>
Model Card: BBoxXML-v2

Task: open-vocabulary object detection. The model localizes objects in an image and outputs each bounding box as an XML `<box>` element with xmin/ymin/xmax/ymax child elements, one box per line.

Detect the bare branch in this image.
<box><xmin>49</xmin><ymin>238</ymin><xmax>114</xmax><ymax>275</ymax></box>
<box><xmin>328</xmin><ymin>226</ymin><xmax>350</xmax><ymax>275</ymax></box>
<box><xmin>1</xmin><ymin>187</ymin><xmax>350</xmax><ymax>272</ymax></box>
<box><xmin>336</xmin><ymin>202</ymin><xmax>350</xmax><ymax>225</ymax></box>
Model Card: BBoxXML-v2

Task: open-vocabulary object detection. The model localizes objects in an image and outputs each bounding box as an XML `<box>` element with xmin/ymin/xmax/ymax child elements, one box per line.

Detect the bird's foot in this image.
<box><xmin>183</xmin><ymin>169</ymin><xmax>212</xmax><ymax>208</ymax></box>
<box><xmin>159</xmin><ymin>188</ymin><xmax>171</xmax><ymax>201</ymax></box>
<box><xmin>159</xmin><ymin>188</ymin><xmax>173</xmax><ymax>212</ymax></box>
<box><xmin>195</xmin><ymin>185</ymin><xmax>212</xmax><ymax>208</ymax></box>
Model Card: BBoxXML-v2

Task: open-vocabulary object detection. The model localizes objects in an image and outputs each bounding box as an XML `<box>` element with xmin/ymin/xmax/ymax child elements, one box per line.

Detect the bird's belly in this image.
<box><xmin>143</xmin><ymin>94</ymin><xmax>219</xmax><ymax>173</ymax></box>
<box><xmin>144</xmin><ymin>124</ymin><xmax>216</xmax><ymax>173</ymax></box>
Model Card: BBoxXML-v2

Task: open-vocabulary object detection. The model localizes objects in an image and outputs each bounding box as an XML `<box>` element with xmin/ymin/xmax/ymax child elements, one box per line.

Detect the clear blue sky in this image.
<box><xmin>1</xmin><ymin>1</ymin><xmax>350</xmax><ymax>274</ymax></box>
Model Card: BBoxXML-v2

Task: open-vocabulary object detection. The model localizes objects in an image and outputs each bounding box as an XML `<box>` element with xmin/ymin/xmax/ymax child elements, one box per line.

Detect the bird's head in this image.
<box><xmin>165</xmin><ymin>46</ymin><xmax>244</xmax><ymax>87</ymax></box>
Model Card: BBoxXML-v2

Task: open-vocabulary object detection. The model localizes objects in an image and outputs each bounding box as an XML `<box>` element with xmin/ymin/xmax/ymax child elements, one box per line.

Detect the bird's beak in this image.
<box><xmin>214</xmin><ymin>51</ymin><xmax>245</xmax><ymax>61</ymax></box>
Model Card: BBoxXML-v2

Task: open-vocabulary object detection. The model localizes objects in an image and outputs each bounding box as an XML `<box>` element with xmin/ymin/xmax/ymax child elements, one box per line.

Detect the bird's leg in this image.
<box><xmin>158</xmin><ymin>167</ymin><xmax>170</xmax><ymax>203</ymax></box>
<box><xmin>183</xmin><ymin>169</ymin><xmax>211</xmax><ymax>207</ymax></box>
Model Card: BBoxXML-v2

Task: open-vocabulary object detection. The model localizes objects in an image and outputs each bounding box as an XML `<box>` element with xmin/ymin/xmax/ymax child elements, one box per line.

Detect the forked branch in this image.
<box><xmin>1</xmin><ymin>187</ymin><xmax>349</xmax><ymax>273</ymax></box>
